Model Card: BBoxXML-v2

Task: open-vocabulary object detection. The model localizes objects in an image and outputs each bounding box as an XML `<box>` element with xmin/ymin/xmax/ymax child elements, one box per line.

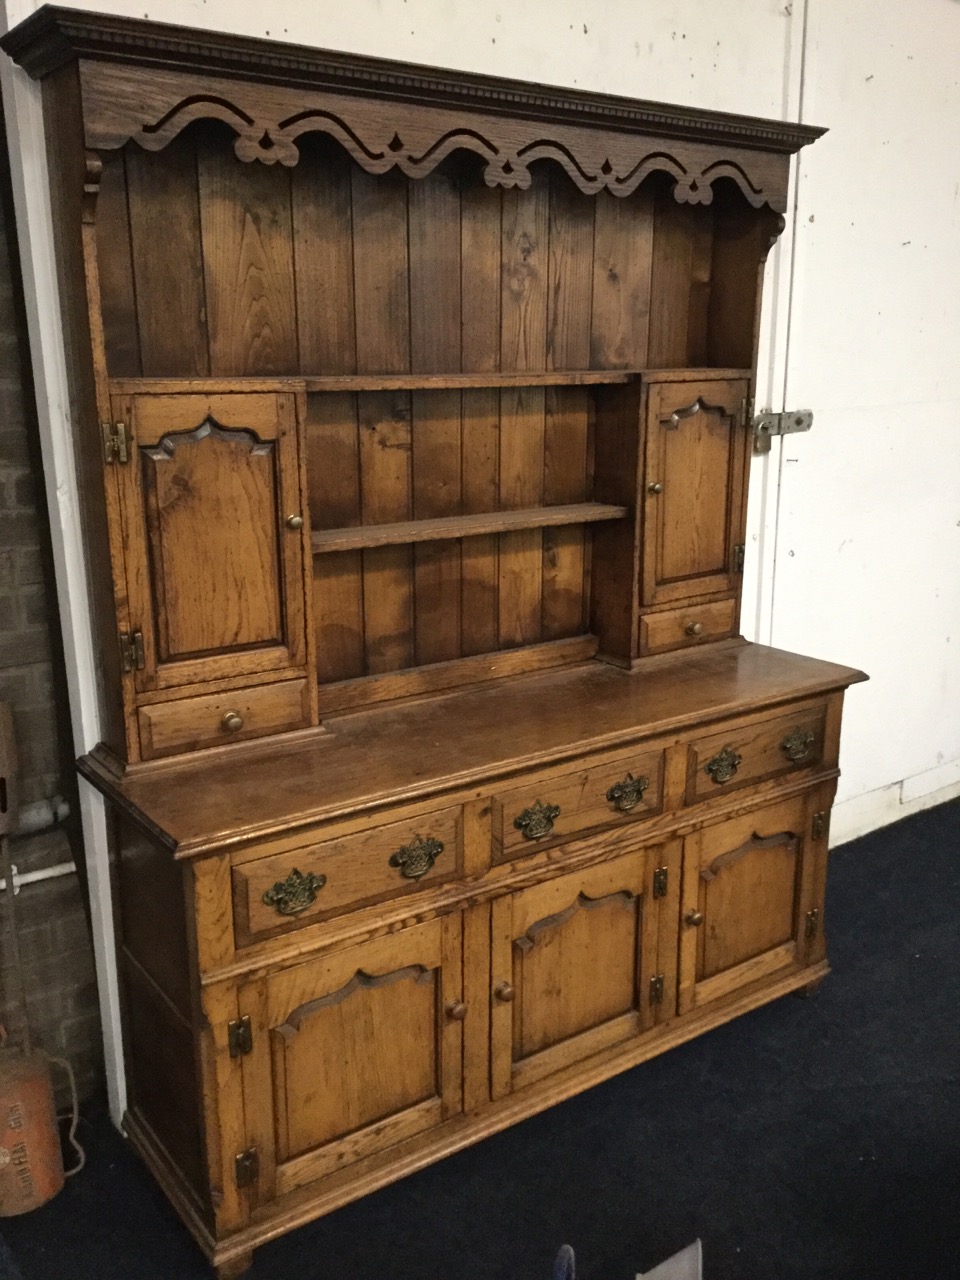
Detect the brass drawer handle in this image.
<box><xmin>704</xmin><ymin>745</ymin><xmax>742</xmax><ymax>784</ymax></box>
<box><xmin>494</xmin><ymin>981</ymin><xmax>515</xmax><ymax>1003</ymax></box>
<box><xmin>445</xmin><ymin>1000</ymin><xmax>468</xmax><ymax>1021</ymax></box>
<box><xmin>262</xmin><ymin>868</ymin><xmax>327</xmax><ymax>916</ymax></box>
<box><xmin>685</xmin><ymin>621</ymin><xmax>704</xmax><ymax>637</ymax></box>
<box><xmin>222</xmin><ymin>711</ymin><xmax>244</xmax><ymax>733</ymax></box>
<box><xmin>781</xmin><ymin>727</ymin><xmax>816</xmax><ymax>762</ymax></box>
<box><xmin>513</xmin><ymin>800</ymin><xmax>561</xmax><ymax>840</ymax></box>
<box><xmin>389</xmin><ymin>834</ymin><xmax>444</xmax><ymax>880</ymax></box>
<box><xmin>685</xmin><ymin>909</ymin><xmax>704</xmax><ymax>927</ymax></box>
<box><xmin>605</xmin><ymin>772</ymin><xmax>650</xmax><ymax>813</ymax></box>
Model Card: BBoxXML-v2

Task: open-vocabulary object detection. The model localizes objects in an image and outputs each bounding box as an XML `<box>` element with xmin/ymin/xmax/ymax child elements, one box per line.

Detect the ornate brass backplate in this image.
<box><xmin>513</xmin><ymin>800</ymin><xmax>561</xmax><ymax>840</ymax></box>
<box><xmin>389</xmin><ymin>834</ymin><xmax>444</xmax><ymax>880</ymax></box>
<box><xmin>605</xmin><ymin>772</ymin><xmax>650</xmax><ymax>813</ymax></box>
<box><xmin>262</xmin><ymin>867</ymin><xmax>327</xmax><ymax>916</ymax></box>
<box><xmin>703</xmin><ymin>745</ymin><xmax>742</xmax><ymax>784</ymax></box>
<box><xmin>780</xmin><ymin>726</ymin><xmax>816</xmax><ymax>762</ymax></box>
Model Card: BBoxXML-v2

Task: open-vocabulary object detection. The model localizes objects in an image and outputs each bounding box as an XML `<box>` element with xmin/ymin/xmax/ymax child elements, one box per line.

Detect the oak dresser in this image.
<box><xmin>1</xmin><ymin>9</ymin><xmax>866</xmax><ymax>1275</ymax></box>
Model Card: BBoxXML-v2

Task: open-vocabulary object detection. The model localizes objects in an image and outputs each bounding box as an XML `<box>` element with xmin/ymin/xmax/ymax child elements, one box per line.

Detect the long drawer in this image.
<box><xmin>492</xmin><ymin>743</ymin><xmax>665</xmax><ymax>863</ymax></box>
<box><xmin>232</xmin><ymin>805</ymin><xmax>463</xmax><ymax>943</ymax></box>
<box><xmin>684</xmin><ymin>702</ymin><xmax>827</xmax><ymax>805</ymax></box>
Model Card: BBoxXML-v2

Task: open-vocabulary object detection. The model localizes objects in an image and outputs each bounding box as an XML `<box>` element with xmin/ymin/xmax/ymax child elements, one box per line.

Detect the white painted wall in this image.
<box><xmin>1</xmin><ymin>0</ymin><xmax>957</xmax><ymax>1113</ymax></box>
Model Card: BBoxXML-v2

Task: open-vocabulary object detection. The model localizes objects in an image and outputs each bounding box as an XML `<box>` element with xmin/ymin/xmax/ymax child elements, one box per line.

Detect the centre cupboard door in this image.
<box><xmin>490</xmin><ymin>842</ymin><xmax>680</xmax><ymax>1100</ymax></box>
<box><xmin>113</xmin><ymin>392</ymin><xmax>309</xmax><ymax>693</ymax></box>
<box><xmin>237</xmin><ymin>917</ymin><xmax>464</xmax><ymax>1205</ymax></box>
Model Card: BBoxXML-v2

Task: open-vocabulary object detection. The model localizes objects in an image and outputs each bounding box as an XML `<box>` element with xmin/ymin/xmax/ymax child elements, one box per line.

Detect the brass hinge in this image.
<box><xmin>234</xmin><ymin>1147</ymin><xmax>259</xmax><ymax>1189</ymax></box>
<box><xmin>119</xmin><ymin>630</ymin><xmax>145</xmax><ymax>673</ymax></box>
<box><xmin>649</xmin><ymin>974</ymin><xmax>665</xmax><ymax>1005</ymax></box>
<box><xmin>812</xmin><ymin>811</ymin><xmax>827</xmax><ymax>840</ymax></box>
<box><xmin>228</xmin><ymin>1016</ymin><xmax>253</xmax><ymax>1058</ymax></box>
<box><xmin>101</xmin><ymin>420</ymin><xmax>129</xmax><ymax>464</ymax></box>
<box><xmin>805</xmin><ymin>907</ymin><xmax>820</xmax><ymax>939</ymax></box>
<box><xmin>733</xmin><ymin>544</ymin><xmax>745</xmax><ymax>575</ymax></box>
<box><xmin>652</xmin><ymin>866</ymin><xmax>668</xmax><ymax>899</ymax></box>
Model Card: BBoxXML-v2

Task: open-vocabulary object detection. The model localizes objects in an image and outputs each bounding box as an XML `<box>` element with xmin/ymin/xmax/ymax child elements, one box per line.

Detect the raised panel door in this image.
<box><xmin>115</xmin><ymin>392</ymin><xmax>308</xmax><ymax>691</ymax></box>
<box><xmin>677</xmin><ymin>791</ymin><xmax>828</xmax><ymax>1015</ymax></box>
<box><xmin>641</xmin><ymin>378</ymin><xmax>749</xmax><ymax>607</ymax></box>
<box><xmin>490</xmin><ymin>843</ymin><xmax>678</xmax><ymax>1100</ymax></box>
<box><xmin>237</xmin><ymin>917</ymin><xmax>463</xmax><ymax>1205</ymax></box>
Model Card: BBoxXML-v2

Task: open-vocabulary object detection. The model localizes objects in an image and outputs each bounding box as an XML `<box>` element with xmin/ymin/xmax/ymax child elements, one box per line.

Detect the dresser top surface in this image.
<box><xmin>79</xmin><ymin>642</ymin><xmax>866</xmax><ymax>858</ymax></box>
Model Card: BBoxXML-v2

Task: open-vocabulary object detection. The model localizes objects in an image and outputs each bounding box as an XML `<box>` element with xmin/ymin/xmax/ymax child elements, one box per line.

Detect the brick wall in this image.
<box><xmin>0</xmin><ymin>121</ymin><xmax>103</xmax><ymax>1105</ymax></box>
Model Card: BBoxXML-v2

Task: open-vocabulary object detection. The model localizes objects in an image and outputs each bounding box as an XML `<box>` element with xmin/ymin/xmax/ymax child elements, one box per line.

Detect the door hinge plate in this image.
<box><xmin>805</xmin><ymin>907</ymin><xmax>820</xmax><ymax>939</ymax></box>
<box><xmin>234</xmin><ymin>1147</ymin><xmax>259</xmax><ymax>1189</ymax></box>
<box><xmin>812</xmin><ymin>811</ymin><xmax>827</xmax><ymax>841</ymax></box>
<box><xmin>732</xmin><ymin>543</ymin><xmax>745</xmax><ymax>575</ymax></box>
<box><xmin>753</xmin><ymin>409</ymin><xmax>813</xmax><ymax>454</ymax></box>
<box><xmin>119</xmin><ymin>630</ymin><xmax>145</xmax><ymax>673</ymax></box>
<box><xmin>652</xmin><ymin>866</ymin><xmax>668</xmax><ymax>899</ymax></box>
<box><xmin>228</xmin><ymin>1015</ymin><xmax>253</xmax><ymax>1058</ymax></box>
<box><xmin>102</xmin><ymin>420</ymin><xmax>129</xmax><ymax>464</ymax></box>
<box><xmin>649</xmin><ymin>974</ymin><xmax>665</xmax><ymax>1004</ymax></box>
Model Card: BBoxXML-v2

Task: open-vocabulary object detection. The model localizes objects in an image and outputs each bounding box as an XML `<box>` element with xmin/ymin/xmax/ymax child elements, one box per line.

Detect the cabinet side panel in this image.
<box><xmin>113</xmin><ymin>814</ymin><xmax>206</xmax><ymax>1209</ymax></box>
<box><xmin>42</xmin><ymin>65</ymin><xmax>126</xmax><ymax>755</ymax></box>
<box><xmin>94</xmin><ymin>151</ymin><xmax>140</xmax><ymax>377</ymax></box>
<box><xmin>706</xmin><ymin>186</ymin><xmax>781</xmax><ymax>370</ymax></box>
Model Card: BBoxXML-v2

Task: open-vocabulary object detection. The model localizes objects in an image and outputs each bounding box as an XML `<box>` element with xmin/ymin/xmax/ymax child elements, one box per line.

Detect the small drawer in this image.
<box><xmin>138</xmin><ymin>679</ymin><xmax>310</xmax><ymax>760</ymax></box>
<box><xmin>640</xmin><ymin>598</ymin><xmax>737</xmax><ymax>655</ymax></box>
<box><xmin>233</xmin><ymin>806</ymin><xmax>462</xmax><ymax>942</ymax></box>
<box><xmin>684</xmin><ymin>702</ymin><xmax>827</xmax><ymax>805</ymax></box>
<box><xmin>493</xmin><ymin>745</ymin><xmax>664</xmax><ymax>863</ymax></box>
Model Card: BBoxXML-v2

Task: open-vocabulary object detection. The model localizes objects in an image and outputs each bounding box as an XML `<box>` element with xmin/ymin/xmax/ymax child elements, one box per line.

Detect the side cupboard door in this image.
<box><xmin>114</xmin><ymin>392</ymin><xmax>308</xmax><ymax>692</ymax></box>
<box><xmin>641</xmin><ymin>378</ymin><xmax>750</xmax><ymax>607</ymax></box>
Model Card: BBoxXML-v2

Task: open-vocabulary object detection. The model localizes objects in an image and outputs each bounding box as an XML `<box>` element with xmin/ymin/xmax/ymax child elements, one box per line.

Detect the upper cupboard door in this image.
<box><xmin>115</xmin><ymin>393</ymin><xmax>308</xmax><ymax>692</ymax></box>
<box><xmin>641</xmin><ymin>379</ymin><xmax>750</xmax><ymax>607</ymax></box>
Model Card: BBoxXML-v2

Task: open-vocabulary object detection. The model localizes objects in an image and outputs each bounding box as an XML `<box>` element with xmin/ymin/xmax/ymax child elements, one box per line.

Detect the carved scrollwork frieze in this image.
<box><xmin>79</xmin><ymin>63</ymin><xmax>790</xmax><ymax>212</ymax></box>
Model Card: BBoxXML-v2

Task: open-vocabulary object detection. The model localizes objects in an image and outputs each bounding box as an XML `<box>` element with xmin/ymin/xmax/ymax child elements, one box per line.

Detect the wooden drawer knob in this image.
<box><xmin>222</xmin><ymin>711</ymin><xmax>244</xmax><ymax>733</ymax></box>
<box><xmin>685</xmin><ymin>621</ymin><xmax>704</xmax><ymax>636</ymax></box>
<box><xmin>494</xmin><ymin>981</ymin><xmax>515</xmax><ymax>1003</ymax></box>
<box><xmin>445</xmin><ymin>1000</ymin><xmax>468</xmax><ymax>1021</ymax></box>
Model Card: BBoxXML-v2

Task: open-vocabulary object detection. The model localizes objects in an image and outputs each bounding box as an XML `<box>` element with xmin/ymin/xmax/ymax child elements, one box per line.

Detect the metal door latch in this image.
<box><xmin>752</xmin><ymin>409</ymin><xmax>813</xmax><ymax>454</ymax></box>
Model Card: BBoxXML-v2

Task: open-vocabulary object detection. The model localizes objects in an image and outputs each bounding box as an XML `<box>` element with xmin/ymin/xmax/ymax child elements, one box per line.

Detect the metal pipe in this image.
<box><xmin>0</xmin><ymin>861</ymin><xmax>76</xmax><ymax>895</ymax></box>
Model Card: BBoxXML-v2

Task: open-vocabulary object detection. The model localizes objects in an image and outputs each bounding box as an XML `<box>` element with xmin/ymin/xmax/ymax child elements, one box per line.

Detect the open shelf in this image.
<box><xmin>312</xmin><ymin>502</ymin><xmax>629</xmax><ymax>554</ymax></box>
